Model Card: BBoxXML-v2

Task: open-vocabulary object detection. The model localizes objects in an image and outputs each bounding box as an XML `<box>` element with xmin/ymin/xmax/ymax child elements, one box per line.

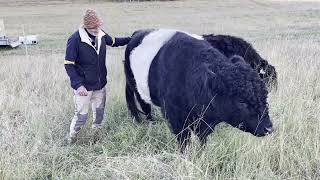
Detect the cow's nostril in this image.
<box><xmin>264</xmin><ymin>127</ymin><xmax>273</xmax><ymax>135</ymax></box>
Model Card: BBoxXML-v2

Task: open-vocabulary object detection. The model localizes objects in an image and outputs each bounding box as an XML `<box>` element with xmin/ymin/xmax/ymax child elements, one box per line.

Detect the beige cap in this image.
<box><xmin>83</xmin><ymin>9</ymin><xmax>102</xmax><ymax>29</ymax></box>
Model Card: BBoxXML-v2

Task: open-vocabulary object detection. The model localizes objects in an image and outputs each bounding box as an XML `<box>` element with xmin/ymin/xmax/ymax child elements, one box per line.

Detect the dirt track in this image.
<box><xmin>0</xmin><ymin>0</ymin><xmax>74</xmax><ymax>7</ymax></box>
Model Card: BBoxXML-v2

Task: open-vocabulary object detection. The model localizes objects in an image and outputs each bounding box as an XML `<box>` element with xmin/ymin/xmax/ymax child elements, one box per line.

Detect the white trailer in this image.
<box><xmin>19</xmin><ymin>35</ymin><xmax>39</xmax><ymax>45</ymax></box>
<box><xmin>0</xmin><ymin>19</ymin><xmax>21</xmax><ymax>48</ymax></box>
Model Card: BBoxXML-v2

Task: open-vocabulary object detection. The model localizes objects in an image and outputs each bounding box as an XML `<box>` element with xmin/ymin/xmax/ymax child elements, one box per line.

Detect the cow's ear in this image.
<box><xmin>230</xmin><ymin>55</ymin><xmax>245</xmax><ymax>64</ymax></box>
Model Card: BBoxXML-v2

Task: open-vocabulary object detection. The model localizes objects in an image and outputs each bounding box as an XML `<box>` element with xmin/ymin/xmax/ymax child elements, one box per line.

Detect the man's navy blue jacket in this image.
<box><xmin>65</xmin><ymin>27</ymin><xmax>130</xmax><ymax>91</ymax></box>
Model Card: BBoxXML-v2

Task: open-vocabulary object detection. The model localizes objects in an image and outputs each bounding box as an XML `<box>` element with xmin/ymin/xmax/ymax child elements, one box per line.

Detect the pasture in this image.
<box><xmin>0</xmin><ymin>0</ymin><xmax>320</xmax><ymax>179</ymax></box>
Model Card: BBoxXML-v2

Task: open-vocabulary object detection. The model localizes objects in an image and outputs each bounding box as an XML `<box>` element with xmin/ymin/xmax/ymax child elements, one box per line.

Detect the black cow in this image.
<box><xmin>124</xmin><ymin>29</ymin><xmax>273</xmax><ymax>150</ymax></box>
<box><xmin>203</xmin><ymin>34</ymin><xmax>277</xmax><ymax>89</ymax></box>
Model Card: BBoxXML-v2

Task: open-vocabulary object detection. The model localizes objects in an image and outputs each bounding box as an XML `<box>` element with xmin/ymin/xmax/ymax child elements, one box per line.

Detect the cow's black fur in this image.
<box><xmin>203</xmin><ymin>34</ymin><xmax>278</xmax><ymax>89</ymax></box>
<box><xmin>125</xmin><ymin>30</ymin><xmax>273</xmax><ymax>150</ymax></box>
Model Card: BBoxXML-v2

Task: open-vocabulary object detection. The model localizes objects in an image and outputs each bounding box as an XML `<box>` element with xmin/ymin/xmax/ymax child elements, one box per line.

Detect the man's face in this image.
<box><xmin>86</xmin><ymin>27</ymin><xmax>99</xmax><ymax>36</ymax></box>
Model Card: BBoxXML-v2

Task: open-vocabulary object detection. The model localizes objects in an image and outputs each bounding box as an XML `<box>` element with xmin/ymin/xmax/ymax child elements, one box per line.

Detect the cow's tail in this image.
<box><xmin>125</xmin><ymin>82</ymin><xmax>142</xmax><ymax>122</ymax></box>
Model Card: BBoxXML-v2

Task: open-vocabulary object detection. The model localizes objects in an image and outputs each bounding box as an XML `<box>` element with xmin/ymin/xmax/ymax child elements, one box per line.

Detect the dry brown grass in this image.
<box><xmin>0</xmin><ymin>0</ymin><xmax>320</xmax><ymax>179</ymax></box>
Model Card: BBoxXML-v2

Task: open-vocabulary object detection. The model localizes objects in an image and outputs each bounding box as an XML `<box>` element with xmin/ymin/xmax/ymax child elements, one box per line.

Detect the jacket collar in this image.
<box><xmin>79</xmin><ymin>25</ymin><xmax>106</xmax><ymax>54</ymax></box>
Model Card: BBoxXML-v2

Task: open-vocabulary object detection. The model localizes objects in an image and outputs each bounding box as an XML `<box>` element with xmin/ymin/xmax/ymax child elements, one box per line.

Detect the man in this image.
<box><xmin>64</xmin><ymin>9</ymin><xmax>131</xmax><ymax>144</ymax></box>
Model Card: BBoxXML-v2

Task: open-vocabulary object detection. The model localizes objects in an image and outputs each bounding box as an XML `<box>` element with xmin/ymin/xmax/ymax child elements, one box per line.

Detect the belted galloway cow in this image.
<box><xmin>124</xmin><ymin>29</ymin><xmax>273</xmax><ymax>150</ymax></box>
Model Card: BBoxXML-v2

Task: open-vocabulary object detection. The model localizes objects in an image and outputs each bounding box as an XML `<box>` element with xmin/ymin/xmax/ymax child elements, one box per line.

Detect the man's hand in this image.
<box><xmin>77</xmin><ymin>86</ymin><xmax>88</xmax><ymax>96</ymax></box>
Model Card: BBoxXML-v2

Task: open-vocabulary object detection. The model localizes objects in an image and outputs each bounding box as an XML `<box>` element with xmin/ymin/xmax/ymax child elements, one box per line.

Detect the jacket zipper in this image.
<box><xmin>97</xmin><ymin>58</ymin><xmax>101</xmax><ymax>88</ymax></box>
<box><xmin>96</xmin><ymin>43</ymin><xmax>101</xmax><ymax>89</ymax></box>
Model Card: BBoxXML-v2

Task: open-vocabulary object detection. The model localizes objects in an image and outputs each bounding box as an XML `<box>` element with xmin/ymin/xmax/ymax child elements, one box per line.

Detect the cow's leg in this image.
<box><xmin>177</xmin><ymin>128</ymin><xmax>191</xmax><ymax>153</ymax></box>
<box><xmin>195</xmin><ymin>121</ymin><xmax>215</xmax><ymax>146</ymax></box>
<box><xmin>196</xmin><ymin>124</ymin><xmax>212</xmax><ymax>146</ymax></box>
<box><xmin>163</xmin><ymin>105</ymin><xmax>191</xmax><ymax>152</ymax></box>
<box><xmin>133</xmin><ymin>90</ymin><xmax>153</xmax><ymax>121</ymax></box>
<box><xmin>138</xmin><ymin>100</ymin><xmax>153</xmax><ymax>121</ymax></box>
<box><xmin>125</xmin><ymin>83</ymin><xmax>141</xmax><ymax>122</ymax></box>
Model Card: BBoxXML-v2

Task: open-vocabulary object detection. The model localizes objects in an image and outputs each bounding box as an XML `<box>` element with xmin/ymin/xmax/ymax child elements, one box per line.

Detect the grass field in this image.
<box><xmin>1</xmin><ymin>0</ymin><xmax>320</xmax><ymax>179</ymax></box>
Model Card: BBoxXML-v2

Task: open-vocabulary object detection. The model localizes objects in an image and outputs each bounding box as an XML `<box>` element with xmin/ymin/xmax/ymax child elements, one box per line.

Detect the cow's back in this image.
<box><xmin>148</xmin><ymin>32</ymin><xmax>226</xmax><ymax>107</ymax></box>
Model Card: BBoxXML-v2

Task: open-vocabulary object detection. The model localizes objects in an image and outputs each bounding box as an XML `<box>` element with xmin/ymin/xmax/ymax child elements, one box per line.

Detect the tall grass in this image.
<box><xmin>1</xmin><ymin>0</ymin><xmax>320</xmax><ymax>179</ymax></box>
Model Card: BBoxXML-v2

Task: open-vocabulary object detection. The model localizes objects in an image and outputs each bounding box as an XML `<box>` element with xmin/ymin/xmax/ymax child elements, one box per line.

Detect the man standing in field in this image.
<box><xmin>64</xmin><ymin>9</ymin><xmax>131</xmax><ymax>144</ymax></box>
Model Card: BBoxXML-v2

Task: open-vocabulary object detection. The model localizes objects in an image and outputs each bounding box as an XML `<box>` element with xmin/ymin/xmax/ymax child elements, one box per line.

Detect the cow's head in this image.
<box><xmin>226</xmin><ymin>97</ymin><xmax>274</xmax><ymax>137</ymax></box>
<box><xmin>219</xmin><ymin>56</ymin><xmax>274</xmax><ymax>137</ymax></box>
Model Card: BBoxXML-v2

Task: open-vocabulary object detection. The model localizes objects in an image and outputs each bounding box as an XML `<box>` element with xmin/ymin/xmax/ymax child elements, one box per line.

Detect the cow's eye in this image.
<box><xmin>238</xmin><ymin>102</ymin><xmax>248</xmax><ymax>109</ymax></box>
